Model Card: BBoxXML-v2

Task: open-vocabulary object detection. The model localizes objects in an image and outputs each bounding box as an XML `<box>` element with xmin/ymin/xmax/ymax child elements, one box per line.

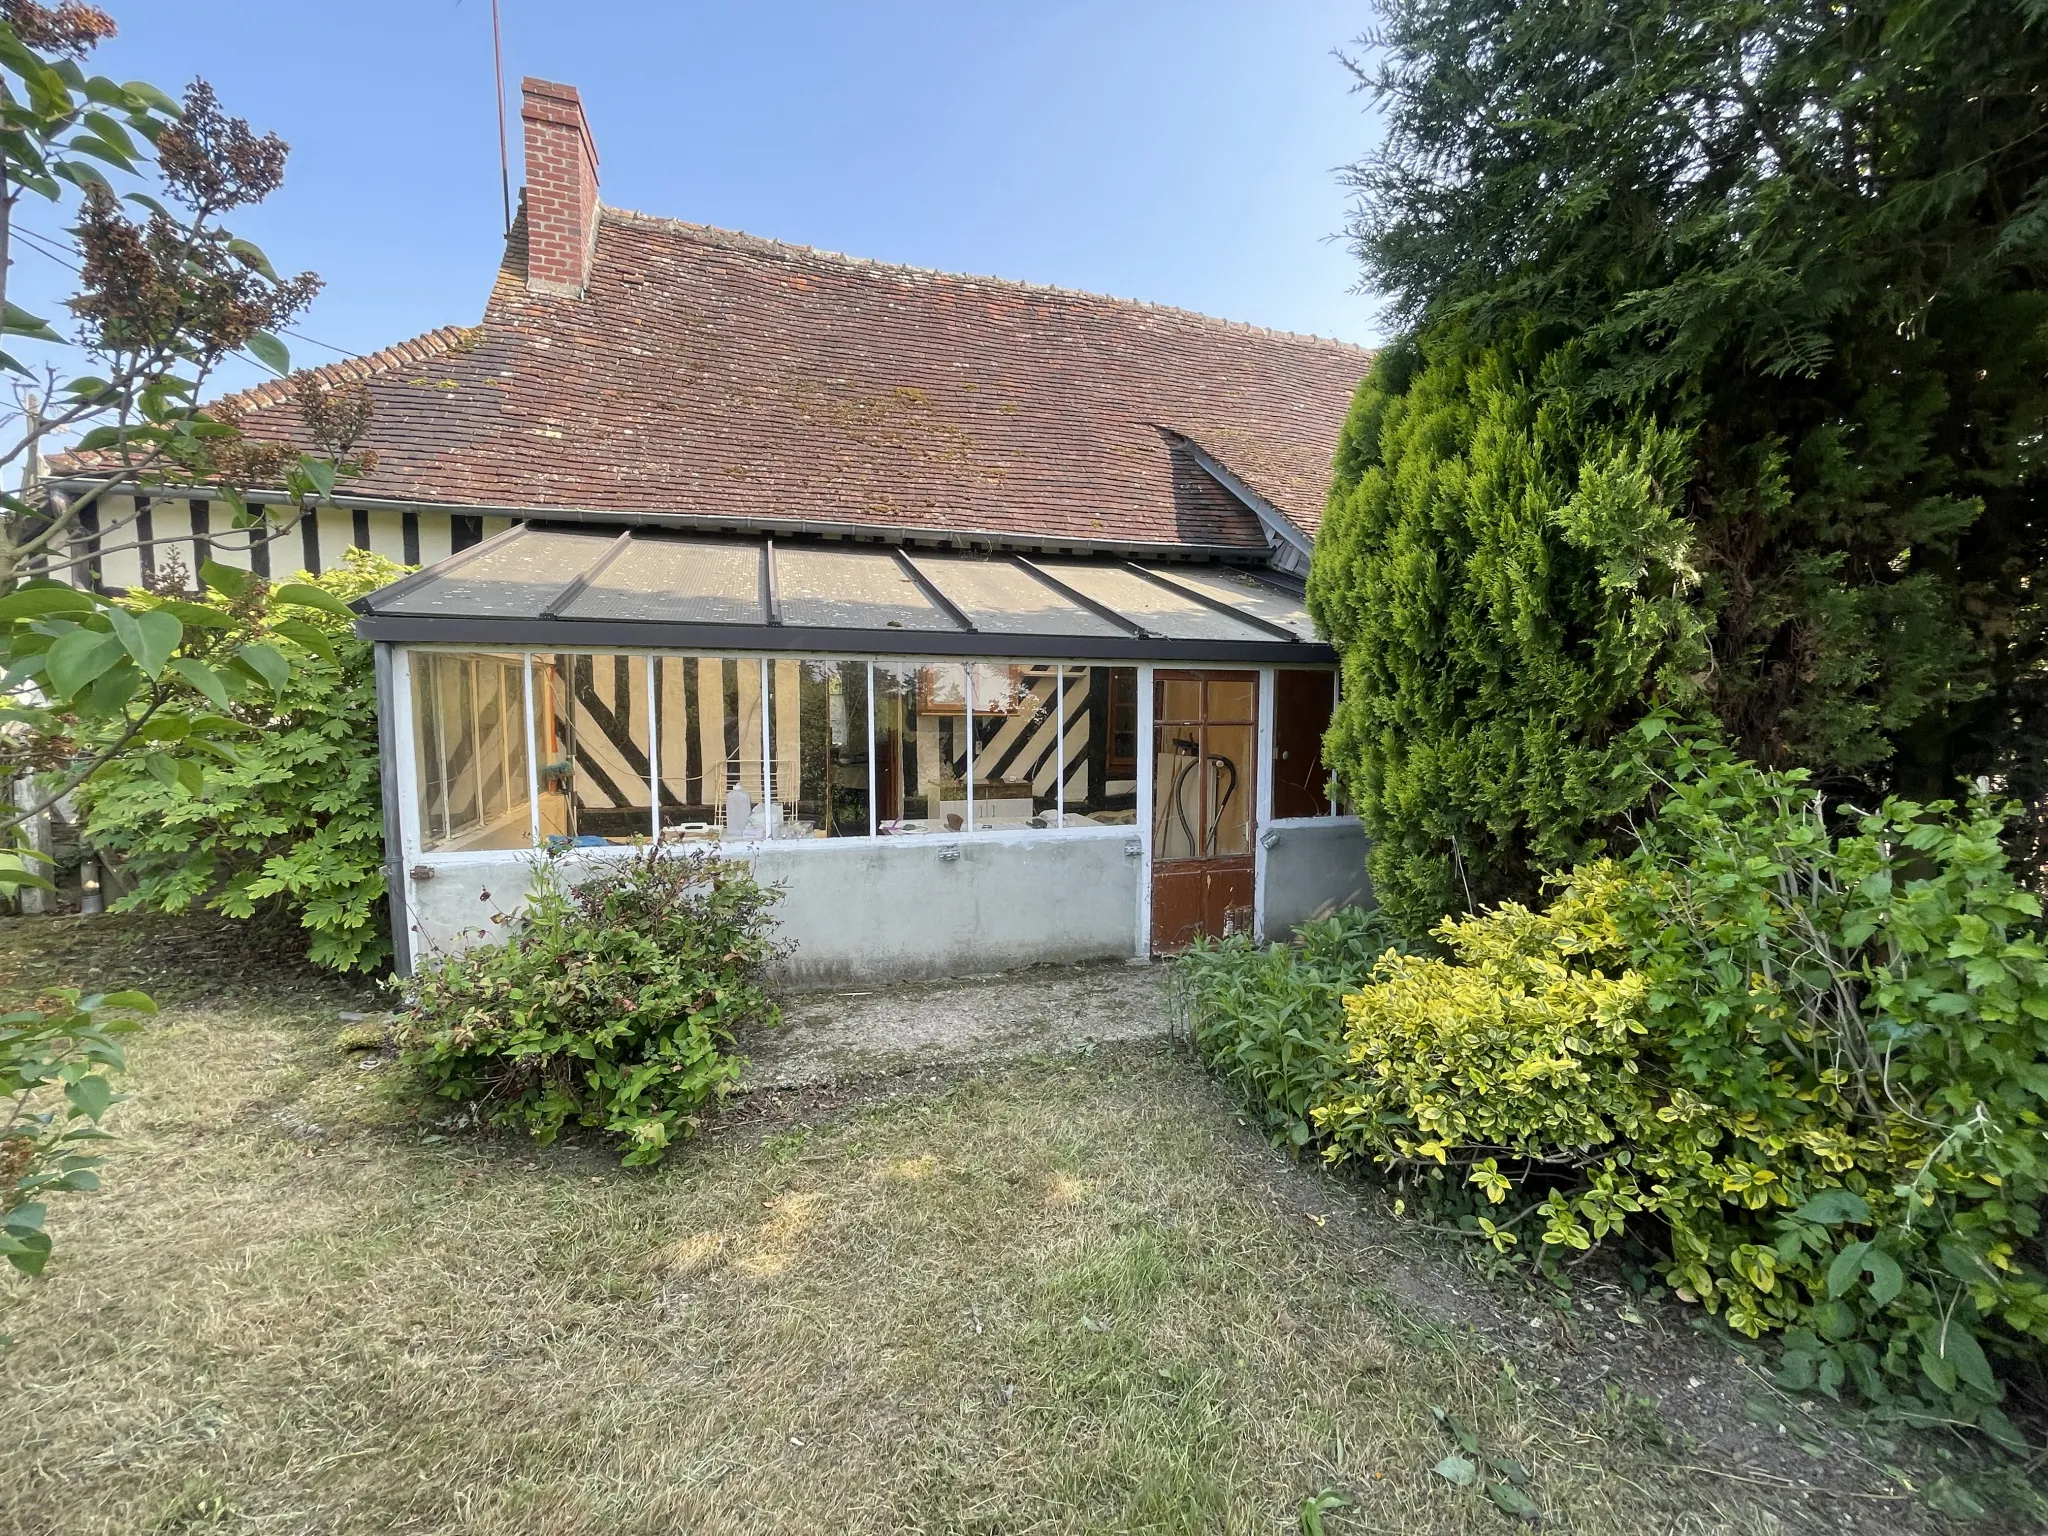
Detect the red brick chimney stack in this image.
<box><xmin>520</xmin><ymin>78</ymin><xmax>600</xmax><ymax>298</ymax></box>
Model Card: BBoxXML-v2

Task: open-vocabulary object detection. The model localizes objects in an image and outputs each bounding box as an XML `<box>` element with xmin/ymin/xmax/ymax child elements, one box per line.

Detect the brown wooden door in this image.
<box><xmin>1150</xmin><ymin>670</ymin><xmax>1257</xmax><ymax>954</ymax></box>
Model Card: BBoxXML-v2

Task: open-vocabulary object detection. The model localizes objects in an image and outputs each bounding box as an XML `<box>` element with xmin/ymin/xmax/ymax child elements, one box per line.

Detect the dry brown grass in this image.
<box><xmin>0</xmin><ymin>916</ymin><xmax>1851</xmax><ymax>1534</ymax></box>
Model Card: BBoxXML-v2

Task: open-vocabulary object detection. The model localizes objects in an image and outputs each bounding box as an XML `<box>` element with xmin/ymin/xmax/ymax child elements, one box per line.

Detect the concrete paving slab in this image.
<box><xmin>738</xmin><ymin>959</ymin><xmax>1174</xmax><ymax>1089</ymax></box>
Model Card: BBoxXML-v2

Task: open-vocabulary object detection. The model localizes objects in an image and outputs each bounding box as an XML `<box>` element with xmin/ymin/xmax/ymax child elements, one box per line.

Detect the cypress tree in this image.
<box><xmin>1314</xmin><ymin>0</ymin><xmax>2048</xmax><ymax>923</ymax></box>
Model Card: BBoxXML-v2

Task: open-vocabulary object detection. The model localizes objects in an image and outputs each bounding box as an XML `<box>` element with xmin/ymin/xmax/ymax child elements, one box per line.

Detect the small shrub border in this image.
<box><xmin>397</xmin><ymin>846</ymin><xmax>784</xmax><ymax>1165</ymax></box>
<box><xmin>1181</xmin><ymin>728</ymin><xmax>2048</xmax><ymax>1447</ymax></box>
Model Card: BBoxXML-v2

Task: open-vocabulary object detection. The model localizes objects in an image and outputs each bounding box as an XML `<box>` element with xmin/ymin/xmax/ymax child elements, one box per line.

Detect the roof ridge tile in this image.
<box><xmin>211</xmin><ymin>323</ymin><xmax>485</xmax><ymax>417</ymax></box>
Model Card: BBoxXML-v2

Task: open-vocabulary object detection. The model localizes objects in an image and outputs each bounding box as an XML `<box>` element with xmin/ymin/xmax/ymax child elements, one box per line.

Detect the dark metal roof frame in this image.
<box><xmin>1119</xmin><ymin>561</ymin><xmax>1305</xmax><ymax>642</ymax></box>
<box><xmin>1008</xmin><ymin>556</ymin><xmax>1160</xmax><ymax>641</ymax></box>
<box><xmin>540</xmin><ymin>527</ymin><xmax>635</xmax><ymax>618</ymax></box>
<box><xmin>355</xmin><ymin>612</ymin><xmax>1334</xmax><ymax>664</ymax></box>
<box><xmin>893</xmin><ymin>549</ymin><xmax>977</xmax><ymax>632</ymax></box>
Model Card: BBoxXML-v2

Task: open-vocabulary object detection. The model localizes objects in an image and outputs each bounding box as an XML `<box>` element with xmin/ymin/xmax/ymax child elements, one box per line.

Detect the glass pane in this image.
<box><xmin>968</xmin><ymin>663</ymin><xmax>1058</xmax><ymax>830</ymax></box>
<box><xmin>1153</xmin><ymin>722</ymin><xmax>1206</xmax><ymax>861</ymax></box>
<box><xmin>873</xmin><ymin>662</ymin><xmax>967</xmax><ymax>835</ymax></box>
<box><xmin>411</xmin><ymin>650</ymin><xmax>531</xmax><ymax>853</ymax></box>
<box><xmin>774</xmin><ymin>546</ymin><xmax>956</xmax><ymax>631</ymax></box>
<box><xmin>534</xmin><ymin>653</ymin><xmax>654</xmax><ymax>846</ymax></box>
<box><xmin>650</xmin><ymin>657</ymin><xmax>771</xmax><ymax>841</ymax></box>
<box><xmin>768</xmin><ymin>658</ymin><xmax>871</xmax><ymax>838</ymax></box>
<box><xmin>1204</xmin><ymin>723</ymin><xmax>1256</xmax><ymax>856</ymax></box>
<box><xmin>1060</xmin><ymin>665</ymin><xmax>1139</xmax><ymax>827</ymax></box>
<box><xmin>1157</xmin><ymin>675</ymin><xmax>1201</xmax><ymax>723</ymax></box>
<box><xmin>1272</xmin><ymin>668</ymin><xmax>1335</xmax><ymax>819</ymax></box>
<box><xmin>1205</xmin><ymin>678</ymin><xmax>1257</xmax><ymax>724</ymax></box>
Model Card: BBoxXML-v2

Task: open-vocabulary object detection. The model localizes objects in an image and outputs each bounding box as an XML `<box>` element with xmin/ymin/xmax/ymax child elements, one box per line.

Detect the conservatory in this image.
<box><xmin>356</xmin><ymin>522</ymin><xmax>1367</xmax><ymax>985</ymax></box>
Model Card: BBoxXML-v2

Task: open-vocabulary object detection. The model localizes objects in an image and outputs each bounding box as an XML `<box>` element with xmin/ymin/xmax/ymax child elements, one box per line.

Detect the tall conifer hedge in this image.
<box><xmin>1313</xmin><ymin>0</ymin><xmax>2048</xmax><ymax>928</ymax></box>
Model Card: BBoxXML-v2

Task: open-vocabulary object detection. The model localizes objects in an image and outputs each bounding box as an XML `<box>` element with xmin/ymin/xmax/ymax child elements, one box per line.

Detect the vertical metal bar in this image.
<box><xmin>646</xmin><ymin>654</ymin><xmax>660</xmax><ymax>843</ymax></box>
<box><xmin>759</xmin><ymin>657</ymin><xmax>772</xmax><ymax>838</ymax></box>
<box><xmin>866</xmin><ymin>660</ymin><xmax>878</xmax><ymax>839</ymax></box>
<box><xmin>1329</xmin><ymin>668</ymin><xmax>1341</xmax><ymax>818</ymax></box>
<box><xmin>1055</xmin><ymin>665</ymin><xmax>1066</xmax><ymax>828</ymax></box>
<box><xmin>1253</xmin><ymin>666</ymin><xmax>1276</xmax><ymax>943</ymax></box>
<box><xmin>963</xmin><ymin>662</ymin><xmax>975</xmax><ymax>833</ymax></box>
<box><xmin>1134</xmin><ymin>663</ymin><xmax>1154</xmax><ymax>959</ymax></box>
<box><xmin>523</xmin><ymin>652</ymin><xmax>540</xmax><ymax>848</ymax></box>
<box><xmin>377</xmin><ymin>643</ymin><xmax>414</xmax><ymax>976</ymax></box>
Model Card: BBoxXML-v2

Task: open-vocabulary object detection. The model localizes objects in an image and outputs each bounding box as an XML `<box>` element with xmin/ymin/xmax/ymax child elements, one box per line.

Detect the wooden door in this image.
<box><xmin>1150</xmin><ymin>670</ymin><xmax>1257</xmax><ymax>954</ymax></box>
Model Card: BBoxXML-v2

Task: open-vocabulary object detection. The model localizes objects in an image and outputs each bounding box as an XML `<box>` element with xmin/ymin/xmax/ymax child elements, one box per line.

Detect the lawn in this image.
<box><xmin>0</xmin><ymin>916</ymin><xmax>1967</xmax><ymax>1534</ymax></box>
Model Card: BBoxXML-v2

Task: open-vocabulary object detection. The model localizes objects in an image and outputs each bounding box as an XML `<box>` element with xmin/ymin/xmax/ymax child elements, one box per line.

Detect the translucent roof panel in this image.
<box><xmin>556</xmin><ymin>534</ymin><xmax>763</xmax><ymax>624</ymax></box>
<box><xmin>1029</xmin><ymin>561</ymin><xmax>1273</xmax><ymax>643</ymax></box>
<box><xmin>1144</xmin><ymin>565</ymin><xmax>1317</xmax><ymax>641</ymax></box>
<box><xmin>774</xmin><ymin>545</ymin><xmax>960</xmax><ymax>632</ymax></box>
<box><xmin>911</xmin><ymin>556</ymin><xmax>1126</xmax><ymax>637</ymax></box>
<box><xmin>378</xmin><ymin>527</ymin><xmax>613</xmax><ymax>617</ymax></box>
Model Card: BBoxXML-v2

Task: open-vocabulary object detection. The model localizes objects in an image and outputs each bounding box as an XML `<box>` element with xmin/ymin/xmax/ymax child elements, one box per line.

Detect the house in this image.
<box><xmin>60</xmin><ymin>79</ymin><xmax>1376</xmax><ymax>984</ymax></box>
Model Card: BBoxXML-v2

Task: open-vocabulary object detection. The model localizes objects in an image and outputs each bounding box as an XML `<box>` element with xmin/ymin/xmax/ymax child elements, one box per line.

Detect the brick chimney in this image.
<box><xmin>520</xmin><ymin>78</ymin><xmax>600</xmax><ymax>297</ymax></box>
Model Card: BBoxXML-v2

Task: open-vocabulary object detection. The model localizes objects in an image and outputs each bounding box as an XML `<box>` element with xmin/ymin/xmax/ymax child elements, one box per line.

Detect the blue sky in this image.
<box><xmin>13</xmin><ymin>2</ymin><xmax>1385</xmax><ymax>399</ymax></box>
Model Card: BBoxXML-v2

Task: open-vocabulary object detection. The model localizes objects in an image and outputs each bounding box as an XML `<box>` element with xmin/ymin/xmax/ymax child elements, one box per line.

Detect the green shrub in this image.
<box><xmin>1309</xmin><ymin>330</ymin><xmax>1708</xmax><ymax>935</ymax></box>
<box><xmin>1189</xmin><ymin>732</ymin><xmax>2048</xmax><ymax>1443</ymax></box>
<box><xmin>2</xmin><ymin>989</ymin><xmax>153</xmax><ymax>1295</ymax></box>
<box><xmin>396</xmin><ymin>847</ymin><xmax>783</xmax><ymax>1165</ymax></box>
<box><xmin>1175</xmin><ymin>908</ymin><xmax>1404</xmax><ymax>1148</ymax></box>
<box><xmin>77</xmin><ymin>551</ymin><xmax>401</xmax><ymax>972</ymax></box>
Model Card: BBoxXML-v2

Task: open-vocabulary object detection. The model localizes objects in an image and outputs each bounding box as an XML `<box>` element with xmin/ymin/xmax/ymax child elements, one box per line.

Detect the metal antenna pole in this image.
<box><xmin>492</xmin><ymin>0</ymin><xmax>511</xmax><ymax>236</ymax></box>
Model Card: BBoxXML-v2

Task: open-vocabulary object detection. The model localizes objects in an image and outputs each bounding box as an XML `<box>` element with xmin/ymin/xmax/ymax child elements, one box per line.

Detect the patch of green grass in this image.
<box><xmin>0</xmin><ymin>919</ymin><xmax>1833</xmax><ymax>1534</ymax></box>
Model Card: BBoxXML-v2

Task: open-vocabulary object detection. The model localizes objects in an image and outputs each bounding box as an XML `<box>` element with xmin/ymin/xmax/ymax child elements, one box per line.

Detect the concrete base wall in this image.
<box><xmin>402</xmin><ymin>834</ymin><xmax>1143</xmax><ymax>988</ymax></box>
<box><xmin>1262</xmin><ymin>820</ymin><xmax>1371</xmax><ymax>937</ymax></box>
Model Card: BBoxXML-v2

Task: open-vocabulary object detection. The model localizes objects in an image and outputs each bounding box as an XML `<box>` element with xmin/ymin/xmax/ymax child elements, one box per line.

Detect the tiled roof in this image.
<box><xmin>79</xmin><ymin>210</ymin><xmax>1373</xmax><ymax>552</ymax></box>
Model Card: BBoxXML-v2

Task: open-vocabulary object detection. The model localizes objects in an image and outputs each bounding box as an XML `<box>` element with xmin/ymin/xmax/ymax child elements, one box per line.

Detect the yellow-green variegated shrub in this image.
<box><xmin>1317</xmin><ymin>866</ymin><xmax>1653</xmax><ymax>1179</ymax></box>
<box><xmin>1190</xmin><ymin>729</ymin><xmax>2048</xmax><ymax>1448</ymax></box>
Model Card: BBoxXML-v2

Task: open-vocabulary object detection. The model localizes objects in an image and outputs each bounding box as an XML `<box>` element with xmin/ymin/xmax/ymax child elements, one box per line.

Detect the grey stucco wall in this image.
<box><xmin>1262</xmin><ymin>820</ymin><xmax>1371</xmax><ymax>937</ymax></box>
<box><xmin>401</xmin><ymin>833</ymin><xmax>1142</xmax><ymax>988</ymax></box>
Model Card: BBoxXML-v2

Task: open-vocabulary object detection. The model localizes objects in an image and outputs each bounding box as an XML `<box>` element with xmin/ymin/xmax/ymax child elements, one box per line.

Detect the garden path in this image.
<box><xmin>740</xmin><ymin>958</ymin><xmax>1172</xmax><ymax>1088</ymax></box>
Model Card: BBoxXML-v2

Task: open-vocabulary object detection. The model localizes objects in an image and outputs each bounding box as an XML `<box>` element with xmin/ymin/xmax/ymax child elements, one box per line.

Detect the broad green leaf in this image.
<box><xmin>107</xmin><ymin>606</ymin><xmax>180</xmax><ymax>677</ymax></box>
<box><xmin>270</xmin><ymin>582</ymin><xmax>355</xmax><ymax>619</ymax></box>
<box><xmin>167</xmin><ymin>657</ymin><xmax>230</xmax><ymax>710</ymax></box>
<box><xmin>0</xmin><ymin>869</ymin><xmax>56</xmax><ymax>892</ymax></box>
<box><xmin>2</xmin><ymin>301</ymin><xmax>61</xmax><ymax>343</ymax></box>
<box><xmin>97</xmin><ymin>991</ymin><xmax>157</xmax><ymax>1013</ymax></box>
<box><xmin>143</xmin><ymin>752</ymin><xmax>180</xmax><ymax>790</ymax></box>
<box><xmin>1938</xmin><ymin>1238</ymin><xmax>2001</xmax><ymax>1287</ymax></box>
<box><xmin>0</xmin><ymin>586</ymin><xmax>94</xmax><ymax>621</ymax></box>
<box><xmin>1433</xmin><ymin>1454</ymin><xmax>1477</xmax><ymax>1487</ymax></box>
<box><xmin>269</xmin><ymin>618</ymin><xmax>336</xmax><ymax>663</ymax></box>
<box><xmin>238</xmin><ymin>641</ymin><xmax>290</xmax><ymax>695</ymax></box>
<box><xmin>1826</xmin><ymin>1241</ymin><xmax>1871</xmax><ymax>1299</ymax></box>
<box><xmin>1864</xmin><ymin>1250</ymin><xmax>1903</xmax><ymax>1307</ymax></box>
<box><xmin>245</xmin><ymin>331</ymin><xmax>291</xmax><ymax>376</ymax></box>
<box><xmin>51</xmin><ymin>158</ymin><xmax>112</xmax><ymax>193</ymax></box>
<box><xmin>1485</xmin><ymin>1481</ymin><xmax>1540</xmax><ymax>1521</ymax></box>
<box><xmin>175</xmin><ymin>759</ymin><xmax>205</xmax><ymax>797</ymax></box>
<box><xmin>43</xmin><ymin>626</ymin><xmax>124</xmax><ymax>699</ymax></box>
<box><xmin>65</xmin><ymin>1073</ymin><xmax>113</xmax><ymax>1120</ymax></box>
<box><xmin>1978</xmin><ymin>1404</ymin><xmax>2028</xmax><ymax>1455</ymax></box>
<box><xmin>1791</xmin><ymin>1189</ymin><xmax>1870</xmax><ymax>1227</ymax></box>
<box><xmin>88</xmin><ymin>659</ymin><xmax>142</xmax><ymax>714</ymax></box>
<box><xmin>1933</xmin><ymin>1324</ymin><xmax>1998</xmax><ymax>1397</ymax></box>
<box><xmin>226</xmin><ymin>237</ymin><xmax>279</xmax><ymax>280</ymax></box>
<box><xmin>3</xmin><ymin>1228</ymin><xmax>52</xmax><ymax>1276</ymax></box>
<box><xmin>199</xmin><ymin>560</ymin><xmax>251</xmax><ymax>599</ymax></box>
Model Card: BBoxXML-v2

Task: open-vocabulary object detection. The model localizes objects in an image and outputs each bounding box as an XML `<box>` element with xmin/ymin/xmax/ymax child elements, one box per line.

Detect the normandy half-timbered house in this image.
<box><xmin>55</xmin><ymin>78</ymin><xmax>1376</xmax><ymax>983</ymax></box>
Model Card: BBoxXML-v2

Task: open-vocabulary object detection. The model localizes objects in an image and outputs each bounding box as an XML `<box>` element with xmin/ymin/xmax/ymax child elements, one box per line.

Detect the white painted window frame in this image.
<box><xmin>393</xmin><ymin>644</ymin><xmax>1143</xmax><ymax>872</ymax></box>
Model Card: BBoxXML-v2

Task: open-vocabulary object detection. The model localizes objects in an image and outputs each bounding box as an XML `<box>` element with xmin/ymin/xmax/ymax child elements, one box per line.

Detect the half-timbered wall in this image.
<box><xmin>66</xmin><ymin>494</ymin><xmax>514</xmax><ymax>591</ymax></box>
